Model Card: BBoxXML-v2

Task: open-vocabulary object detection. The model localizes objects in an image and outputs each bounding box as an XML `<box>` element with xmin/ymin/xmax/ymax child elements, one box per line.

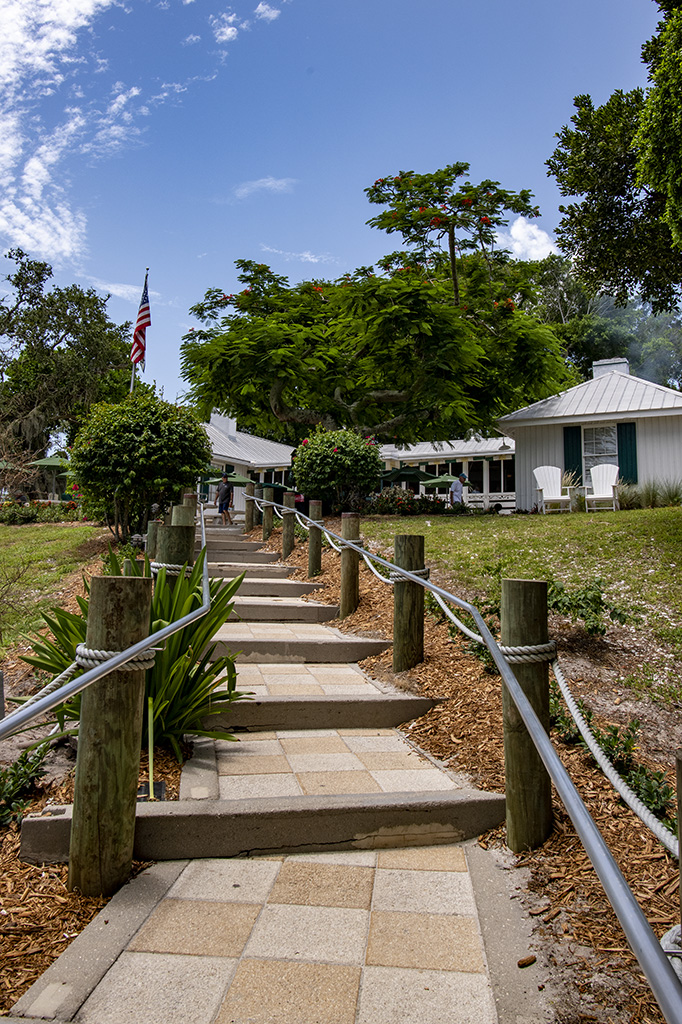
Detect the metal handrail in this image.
<box><xmin>0</xmin><ymin>505</ymin><xmax>212</xmax><ymax>743</ymax></box>
<box><xmin>246</xmin><ymin>496</ymin><xmax>682</xmax><ymax>1023</ymax></box>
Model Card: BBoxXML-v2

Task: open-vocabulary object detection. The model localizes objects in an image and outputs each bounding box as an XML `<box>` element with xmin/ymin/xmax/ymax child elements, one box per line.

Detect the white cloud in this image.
<box><xmin>86</xmin><ymin>276</ymin><xmax>162</xmax><ymax>303</ymax></box>
<box><xmin>210</xmin><ymin>12</ymin><xmax>239</xmax><ymax>43</ymax></box>
<box><xmin>183</xmin><ymin>33</ymin><xmax>201</xmax><ymax>45</ymax></box>
<box><xmin>254</xmin><ymin>2</ymin><xmax>280</xmax><ymax>21</ymax></box>
<box><xmin>260</xmin><ymin>244</ymin><xmax>338</xmax><ymax>265</ymax></box>
<box><xmin>234</xmin><ymin>176</ymin><xmax>296</xmax><ymax>199</ymax></box>
<box><xmin>496</xmin><ymin>217</ymin><xmax>557</xmax><ymax>261</ymax></box>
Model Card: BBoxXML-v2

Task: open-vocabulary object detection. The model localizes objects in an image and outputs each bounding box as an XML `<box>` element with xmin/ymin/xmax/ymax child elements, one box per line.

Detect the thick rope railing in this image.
<box><xmin>243</xmin><ymin>493</ymin><xmax>682</xmax><ymax>1019</ymax></box>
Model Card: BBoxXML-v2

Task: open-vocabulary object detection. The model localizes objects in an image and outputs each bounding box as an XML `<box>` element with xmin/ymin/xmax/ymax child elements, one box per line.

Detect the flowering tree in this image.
<box><xmin>292</xmin><ymin>428</ymin><xmax>382</xmax><ymax>506</ymax></box>
<box><xmin>364</xmin><ymin>163</ymin><xmax>540</xmax><ymax>304</ymax></box>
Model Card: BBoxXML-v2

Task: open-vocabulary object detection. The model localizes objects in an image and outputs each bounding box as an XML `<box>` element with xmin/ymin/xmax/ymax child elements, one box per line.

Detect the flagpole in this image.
<box><xmin>130</xmin><ymin>362</ymin><xmax>136</xmax><ymax>393</ymax></box>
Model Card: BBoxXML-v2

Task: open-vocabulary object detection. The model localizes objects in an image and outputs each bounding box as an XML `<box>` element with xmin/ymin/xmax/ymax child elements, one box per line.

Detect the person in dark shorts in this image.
<box><xmin>215</xmin><ymin>473</ymin><xmax>233</xmax><ymax>525</ymax></box>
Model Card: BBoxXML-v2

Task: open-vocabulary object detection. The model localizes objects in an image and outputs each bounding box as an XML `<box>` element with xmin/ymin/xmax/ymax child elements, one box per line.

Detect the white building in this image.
<box><xmin>203</xmin><ymin>413</ymin><xmax>293</xmax><ymax>513</ymax></box>
<box><xmin>497</xmin><ymin>358</ymin><xmax>682</xmax><ymax>510</ymax></box>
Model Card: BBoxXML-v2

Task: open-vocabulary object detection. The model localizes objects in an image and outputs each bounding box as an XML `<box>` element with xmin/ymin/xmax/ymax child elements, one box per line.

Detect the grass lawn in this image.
<box><xmin>0</xmin><ymin>524</ymin><xmax>107</xmax><ymax>654</ymax></box>
<box><xmin>360</xmin><ymin>507</ymin><xmax>682</xmax><ymax>645</ymax></box>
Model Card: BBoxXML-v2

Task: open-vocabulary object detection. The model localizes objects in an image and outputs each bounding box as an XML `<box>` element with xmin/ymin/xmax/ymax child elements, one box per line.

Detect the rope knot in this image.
<box><xmin>498</xmin><ymin>641</ymin><xmax>556</xmax><ymax>664</ymax></box>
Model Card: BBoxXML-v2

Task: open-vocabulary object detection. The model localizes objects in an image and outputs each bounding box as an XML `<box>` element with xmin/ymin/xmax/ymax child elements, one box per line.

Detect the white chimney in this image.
<box><xmin>592</xmin><ymin>358</ymin><xmax>630</xmax><ymax>378</ymax></box>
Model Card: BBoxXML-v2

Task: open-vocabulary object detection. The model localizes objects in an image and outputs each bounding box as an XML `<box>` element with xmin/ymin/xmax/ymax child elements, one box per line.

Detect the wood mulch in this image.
<box><xmin>253</xmin><ymin>520</ymin><xmax>678</xmax><ymax>1024</ymax></box>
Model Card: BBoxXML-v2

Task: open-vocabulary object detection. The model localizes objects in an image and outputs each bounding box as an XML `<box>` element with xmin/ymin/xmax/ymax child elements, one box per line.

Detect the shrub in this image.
<box><xmin>293</xmin><ymin>428</ymin><xmax>382</xmax><ymax>508</ymax></box>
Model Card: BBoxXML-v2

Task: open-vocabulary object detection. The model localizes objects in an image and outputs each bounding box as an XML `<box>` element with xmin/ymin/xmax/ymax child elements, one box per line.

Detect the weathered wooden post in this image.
<box><xmin>340</xmin><ymin>513</ymin><xmax>361</xmax><ymax>619</ymax></box>
<box><xmin>393</xmin><ymin>534</ymin><xmax>425</xmax><ymax>672</ymax></box>
<box><xmin>282</xmin><ymin>491</ymin><xmax>296</xmax><ymax>559</ymax></box>
<box><xmin>262</xmin><ymin>486</ymin><xmax>274</xmax><ymax>541</ymax></box>
<box><xmin>308</xmin><ymin>499</ymin><xmax>323</xmax><ymax>578</ymax></box>
<box><xmin>155</xmin><ymin>523</ymin><xmax>195</xmax><ymax>591</ymax></box>
<box><xmin>146</xmin><ymin>519</ymin><xmax>162</xmax><ymax>560</ymax></box>
<box><xmin>68</xmin><ymin>576</ymin><xmax>153</xmax><ymax>896</ymax></box>
<box><xmin>500</xmin><ymin>578</ymin><xmax>553</xmax><ymax>852</ymax></box>
<box><xmin>254</xmin><ymin>485</ymin><xmax>263</xmax><ymax>527</ymax></box>
<box><xmin>244</xmin><ymin>482</ymin><xmax>255</xmax><ymax>532</ymax></box>
<box><xmin>171</xmin><ymin>503</ymin><xmax>195</xmax><ymax>528</ymax></box>
<box><xmin>182</xmin><ymin>491</ymin><xmax>198</xmax><ymax>513</ymax></box>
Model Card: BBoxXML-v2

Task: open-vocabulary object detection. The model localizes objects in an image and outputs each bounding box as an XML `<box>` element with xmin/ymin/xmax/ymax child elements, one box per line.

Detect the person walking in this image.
<box><xmin>449</xmin><ymin>472</ymin><xmax>470</xmax><ymax>507</ymax></box>
<box><xmin>215</xmin><ymin>473</ymin><xmax>233</xmax><ymax>525</ymax></box>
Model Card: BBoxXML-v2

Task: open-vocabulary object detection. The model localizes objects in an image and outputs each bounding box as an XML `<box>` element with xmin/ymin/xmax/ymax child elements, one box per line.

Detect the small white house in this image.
<box><xmin>203</xmin><ymin>413</ymin><xmax>293</xmax><ymax>513</ymax></box>
<box><xmin>380</xmin><ymin>435</ymin><xmax>516</xmax><ymax>509</ymax></box>
<box><xmin>497</xmin><ymin>358</ymin><xmax>682</xmax><ymax>510</ymax></box>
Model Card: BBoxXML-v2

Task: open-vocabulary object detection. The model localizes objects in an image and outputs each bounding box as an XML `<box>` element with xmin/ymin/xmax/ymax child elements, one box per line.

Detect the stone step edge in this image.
<box><xmin>21</xmin><ymin>789</ymin><xmax>505</xmax><ymax>864</ymax></box>
<box><xmin>207</xmin><ymin>694</ymin><xmax>437</xmax><ymax>731</ymax></box>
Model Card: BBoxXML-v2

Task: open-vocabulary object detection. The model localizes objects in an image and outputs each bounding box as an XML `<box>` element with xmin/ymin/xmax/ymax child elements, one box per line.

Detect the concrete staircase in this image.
<box><xmin>20</xmin><ymin>524</ymin><xmax>504</xmax><ymax>864</ymax></box>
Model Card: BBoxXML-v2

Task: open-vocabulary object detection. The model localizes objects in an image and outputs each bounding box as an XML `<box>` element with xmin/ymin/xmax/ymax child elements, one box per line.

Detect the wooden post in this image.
<box><xmin>155</xmin><ymin>524</ymin><xmax>195</xmax><ymax>591</ymax></box>
<box><xmin>171</xmin><ymin>503</ymin><xmax>195</xmax><ymax>528</ymax></box>
<box><xmin>340</xmin><ymin>513</ymin><xmax>361</xmax><ymax>619</ymax></box>
<box><xmin>182</xmin><ymin>491</ymin><xmax>198</xmax><ymax>512</ymax></box>
<box><xmin>146</xmin><ymin>519</ymin><xmax>161</xmax><ymax>560</ymax></box>
<box><xmin>68</xmin><ymin>576</ymin><xmax>153</xmax><ymax>896</ymax></box>
<box><xmin>393</xmin><ymin>535</ymin><xmax>425</xmax><ymax>672</ymax></box>
<box><xmin>262</xmin><ymin>486</ymin><xmax>274</xmax><ymax>541</ymax></box>
<box><xmin>245</xmin><ymin>482</ymin><xmax>255</xmax><ymax>532</ymax></box>
<box><xmin>500</xmin><ymin>578</ymin><xmax>553</xmax><ymax>852</ymax></box>
<box><xmin>308</xmin><ymin>500</ymin><xmax>323</xmax><ymax>578</ymax></box>
<box><xmin>282</xmin><ymin>491</ymin><xmax>296</xmax><ymax>559</ymax></box>
<box><xmin>254</xmin><ymin>485</ymin><xmax>263</xmax><ymax>527</ymax></box>
<box><xmin>677</xmin><ymin>749</ymin><xmax>682</xmax><ymax>931</ymax></box>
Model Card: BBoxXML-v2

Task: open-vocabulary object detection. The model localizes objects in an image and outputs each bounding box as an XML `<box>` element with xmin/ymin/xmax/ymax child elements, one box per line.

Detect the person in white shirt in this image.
<box><xmin>449</xmin><ymin>473</ymin><xmax>469</xmax><ymax>506</ymax></box>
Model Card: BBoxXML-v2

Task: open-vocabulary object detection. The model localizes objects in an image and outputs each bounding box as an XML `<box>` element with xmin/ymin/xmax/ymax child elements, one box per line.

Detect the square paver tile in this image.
<box><xmin>372</xmin><ymin>869</ymin><xmax>475</xmax><ymax>915</ymax></box>
<box><xmin>217</xmin><ymin>754</ymin><xmax>291</xmax><ymax>775</ymax></box>
<box><xmin>258</xmin><ymin>673</ymin><xmax>315</xmax><ymax>685</ymax></box>
<box><xmin>215</xmin><ymin>959</ymin><xmax>361</xmax><ymax>1024</ymax></box>
<box><xmin>260</xmin><ymin>664</ymin><xmax>314</xmax><ymax>674</ymax></box>
<box><xmin>219</xmin><ymin>774</ymin><xmax>303</xmax><ymax>799</ymax></box>
<box><xmin>267</xmin><ymin>683</ymin><xmax>325</xmax><ymax>695</ymax></box>
<box><xmin>297</xmin><ymin>771</ymin><xmax>382</xmax><ymax>795</ymax></box>
<box><xmin>357</xmin><ymin>966</ymin><xmax>495</xmax><ymax>1024</ymax></box>
<box><xmin>377</xmin><ymin>845</ymin><xmax>467</xmax><ymax>872</ymax></box>
<box><xmin>244</xmin><ymin>904</ymin><xmax>369</xmax><ymax>963</ymax></box>
<box><xmin>128</xmin><ymin>898</ymin><xmax>259</xmax><ymax>957</ymax></box>
<box><xmin>357</xmin><ymin>752</ymin><xmax>430</xmax><ymax>771</ymax></box>
<box><xmin>343</xmin><ymin>735</ymin><xmax>409</xmax><ymax>753</ymax></box>
<box><xmin>230</xmin><ymin>739</ymin><xmax>284</xmax><ymax>756</ymax></box>
<box><xmin>268</xmin><ymin>862</ymin><xmax>375</xmax><ymax>908</ymax></box>
<box><xmin>366</xmin><ymin>911</ymin><xmax>484</xmax><ymax>972</ymax></box>
<box><xmin>320</xmin><ymin>683</ymin><xmax>377</xmax><ymax>695</ymax></box>
<box><xmin>308</xmin><ymin>664</ymin><xmax>361</xmax><ymax>675</ymax></box>
<box><xmin>287</xmin><ymin>850</ymin><xmax>377</xmax><ymax>867</ymax></box>
<box><xmin>77</xmin><ymin>951</ymin><xmax>236</xmax><ymax>1024</ymax></box>
<box><xmin>276</xmin><ymin>729</ymin><xmax>338</xmax><ymax>738</ymax></box>
<box><xmin>286</xmin><ymin>752</ymin><xmax>365</xmax><ymax>773</ymax></box>
<box><xmin>279</xmin><ymin>735</ymin><xmax>350</xmax><ymax>754</ymax></box>
<box><xmin>169</xmin><ymin>858</ymin><xmax>280</xmax><ymax>903</ymax></box>
<box><xmin>337</xmin><ymin>728</ymin><xmax>395</xmax><ymax>737</ymax></box>
<box><xmin>370</xmin><ymin>769</ymin><xmax>458</xmax><ymax>792</ymax></box>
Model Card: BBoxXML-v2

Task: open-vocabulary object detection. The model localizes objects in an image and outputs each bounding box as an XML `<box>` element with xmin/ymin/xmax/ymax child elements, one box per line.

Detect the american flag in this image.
<box><xmin>131</xmin><ymin>270</ymin><xmax>151</xmax><ymax>368</ymax></box>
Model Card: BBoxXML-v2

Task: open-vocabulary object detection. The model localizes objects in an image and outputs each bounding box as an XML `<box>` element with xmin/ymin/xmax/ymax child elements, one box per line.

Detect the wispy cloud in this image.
<box><xmin>496</xmin><ymin>217</ymin><xmax>557</xmax><ymax>261</ymax></box>
<box><xmin>0</xmin><ymin>0</ymin><xmax>292</xmax><ymax>263</ymax></box>
<box><xmin>87</xmin><ymin>275</ymin><xmax>162</xmax><ymax>303</ymax></box>
<box><xmin>234</xmin><ymin>176</ymin><xmax>296</xmax><ymax>200</ymax></box>
<box><xmin>260</xmin><ymin>244</ymin><xmax>338</xmax><ymax>265</ymax></box>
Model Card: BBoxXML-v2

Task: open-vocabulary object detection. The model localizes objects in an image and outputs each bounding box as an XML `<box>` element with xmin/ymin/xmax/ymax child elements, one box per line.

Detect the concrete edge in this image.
<box><xmin>178</xmin><ymin>736</ymin><xmax>219</xmax><ymax>801</ymax></box>
<box><xmin>21</xmin><ymin>790</ymin><xmax>506</xmax><ymax>864</ymax></box>
<box><xmin>10</xmin><ymin>859</ymin><xmax>187</xmax><ymax>1021</ymax></box>
<box><xmin>465</xmin><ymin>840</ymin><xmax>559</xmax><ymax>1024</ymax></box>
<box><xmin>218</xmin><ymin>693</ymin><xmax>437</xmax><ymax>730</ymax></box>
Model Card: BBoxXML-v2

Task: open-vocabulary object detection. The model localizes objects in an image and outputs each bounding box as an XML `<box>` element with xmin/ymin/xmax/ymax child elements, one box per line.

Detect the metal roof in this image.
<box><xmin>205</xmin><ymin>413</ymin><xmax>293</xmax><ymax>470</ymax></box>
<box><xmin>380</xmin><ymin>435</ymin><xmax>515</xmax><ymax>462</ymax></box>
<box><xmin>498</xmin><ymin>371</ymin><xmax>682</xmax><ymax>430</ymax></box>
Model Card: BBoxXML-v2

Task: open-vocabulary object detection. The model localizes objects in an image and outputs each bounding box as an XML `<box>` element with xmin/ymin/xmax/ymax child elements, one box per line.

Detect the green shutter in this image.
<box><xmin>617</xmin><ymin>422</ymin><xmax>638</xmax><ymax>483</ymax></box>
<box><xmin>563</xmin><ymin>426</ymin><xmax>582</xmax><ymax>484</ymax></box>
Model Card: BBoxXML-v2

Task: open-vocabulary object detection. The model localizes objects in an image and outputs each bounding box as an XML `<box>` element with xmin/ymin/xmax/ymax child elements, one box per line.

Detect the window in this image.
<box><xmin>467</xmin><ymin>461</ymin><xmax>483</xmax><ymax>492</ymax></box>
<box><xmin>583</xmin><ymin>424</ymin><xmax>618</xmax><ymax>478</ymax></box>
<box><xmin>503</xmin><ymin>458</ymin><xmax>515</xmax><ymax>492</ymax></box>
<box><xmin>489</xmin><ymin>460</ymin><xmax>502</xmax><ymax>492</ymax></box>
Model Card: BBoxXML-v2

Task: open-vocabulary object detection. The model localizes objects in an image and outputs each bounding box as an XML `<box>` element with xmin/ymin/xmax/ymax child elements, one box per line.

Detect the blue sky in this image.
<box><xmin>0</xmin><ymin>0</ymin><xmax>662</xmax><ymax>402</ymax></box>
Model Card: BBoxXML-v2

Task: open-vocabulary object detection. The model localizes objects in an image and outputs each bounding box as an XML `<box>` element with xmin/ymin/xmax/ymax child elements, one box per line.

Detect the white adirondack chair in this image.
<box><xmin>533</xmin><ymin>466</ymin><xmax>571</xmax><ymax>513</ymax></box>
<box><xmin>586</xmin><ymin>463</ymin><xmax>620</xmax><ymax>512</ymax></box>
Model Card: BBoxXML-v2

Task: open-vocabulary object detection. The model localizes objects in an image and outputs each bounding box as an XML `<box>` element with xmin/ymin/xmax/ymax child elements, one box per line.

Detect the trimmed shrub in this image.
<box><xmin>293</xmin><ymin>428</ymin><xmax>382</xmax><ymax>508</ymax></box>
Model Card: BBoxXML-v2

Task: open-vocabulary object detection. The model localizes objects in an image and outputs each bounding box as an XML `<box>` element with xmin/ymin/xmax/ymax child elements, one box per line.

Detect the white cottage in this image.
<box><xmin>203</xmin><ymin>413</ymin><xmax>293</xmax><ymax>513</ymax></box>
<box><xmin>497</xmin><ymin>358</ymin><xmax>682</xmax><ymax>511</ymax></box>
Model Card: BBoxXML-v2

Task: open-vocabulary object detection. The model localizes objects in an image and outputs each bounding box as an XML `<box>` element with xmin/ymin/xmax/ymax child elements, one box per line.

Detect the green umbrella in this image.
<box><xmin>381</xmin><ymin>466</ymin><xmax>438</xmax><ymax>485</ymax></box>
<box><xmin>30</xmin><ymin>456</ymin><xmax>69</xmax><ymax>497</ymax></box>
<box><xmin>226</xmin><ymin>473</ymin><xmax>252</xmax><ymax>486</ymax></box>
<box><xmin>423</xmin><ymin>474</ymin><xmax>458</xmax><ymax>488</ymax></box>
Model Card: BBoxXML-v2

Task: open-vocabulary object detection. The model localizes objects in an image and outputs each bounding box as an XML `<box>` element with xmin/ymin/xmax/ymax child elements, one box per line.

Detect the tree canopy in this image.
<box><xmin>70</xmin><ymin>389</ymin><xmax>212</xmax><ymax>540</ymax></box>
<box><xmin>181</xmin><ymin>166</ymin><xmax>569</xmax><ymax>444</ymax></box>
<box><xmin>0</xmin><ymin>249</ymin><xmax>132</xmax><ymax>456</ymax></box>
<box><xmin>547</xmin><ymin>3</ymin><xmax>682</xmax><ymax>312</ymax></box>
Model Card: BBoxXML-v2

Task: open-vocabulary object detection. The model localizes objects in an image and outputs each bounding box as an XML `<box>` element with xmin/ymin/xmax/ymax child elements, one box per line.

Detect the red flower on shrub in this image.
<box><xmin>479</xmin><ymin>216</ymin><xmax>491</xmax><ymax>225</ymax></box>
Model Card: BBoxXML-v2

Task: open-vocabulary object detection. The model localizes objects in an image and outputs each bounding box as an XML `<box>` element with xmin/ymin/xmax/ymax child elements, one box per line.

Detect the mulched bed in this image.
<box><xmin>252</xmin><ymin>520</ymin><xmax>678</xmax><ymax>1024</ymax></box>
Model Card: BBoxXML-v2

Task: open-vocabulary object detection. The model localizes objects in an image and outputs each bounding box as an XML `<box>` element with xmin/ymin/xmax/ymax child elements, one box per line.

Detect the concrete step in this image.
<box><xmin>210</xmin><ymin>563</ymin><xmax>294</xmax><ymax>579</ymax></box>
<box><xmin>231</xmin><ymin>577</ymin><xmax>322</xmax><ymax>597</ymax></box>
<box><xmin>212</xmin><ymin>693</ymin><xmax>437</xmax><ymax>731</ymax></box>
<box><xmin>196</xmin><ymin>538</ymin><xmax>263</xmax><ymax>552</ymax></box>
<box><xmin>21</xmin><ymin>789</ymin><xmax>505</xmax><ymax>863</ymax></box>
<box><xmin>232</xmin><ymin>596</ymin><xmax>338</xmax><ymax>622</ymax></box>
<box><xmin>205</xmin><ymin>548</ymin><xmax>281</xmax><ymax>563</ymax></box>
<box><xmin>212</xmin><ymin>622</ymin><xmax>391</xmax><ymax>663</ymax></box>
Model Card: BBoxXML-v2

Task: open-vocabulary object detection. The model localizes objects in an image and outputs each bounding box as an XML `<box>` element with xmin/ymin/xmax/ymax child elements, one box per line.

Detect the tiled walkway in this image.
<box><xmin>75</xmin><ymin>845</ymin><xmax>496</xmax><ymax>1024</ymax></box>
<box><xmin>235</xmin><ymin>662</ymin><xmax>390</xmax><ymax>697</ymax></box>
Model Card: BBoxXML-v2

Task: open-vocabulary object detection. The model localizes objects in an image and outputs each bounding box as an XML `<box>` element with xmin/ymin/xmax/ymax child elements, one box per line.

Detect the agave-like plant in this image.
<box><xmin>21</xmin><ymin>549</ymin><xmax>248</xmax><ymax>761</ymax></box>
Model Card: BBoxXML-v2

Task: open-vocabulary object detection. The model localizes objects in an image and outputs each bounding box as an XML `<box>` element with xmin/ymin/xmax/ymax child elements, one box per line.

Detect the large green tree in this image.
<box><xmin>547</xmin><ymin>2</ymin><xmax>682</xmax><ymax>313</ymax></box>
<box><xmin>181</xmin><ymin>166</ymin><xmax>568</xmax><ymax>444</ymax></box>
<box><xmin>70</xmin><ymin>390</ymin><xmax>212</xmax><ymax>540</ymax></box>
<box><xmin>0</xmin><ymin>249</ymin><xmax>132</xmax><ymax>455</ymax></box>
